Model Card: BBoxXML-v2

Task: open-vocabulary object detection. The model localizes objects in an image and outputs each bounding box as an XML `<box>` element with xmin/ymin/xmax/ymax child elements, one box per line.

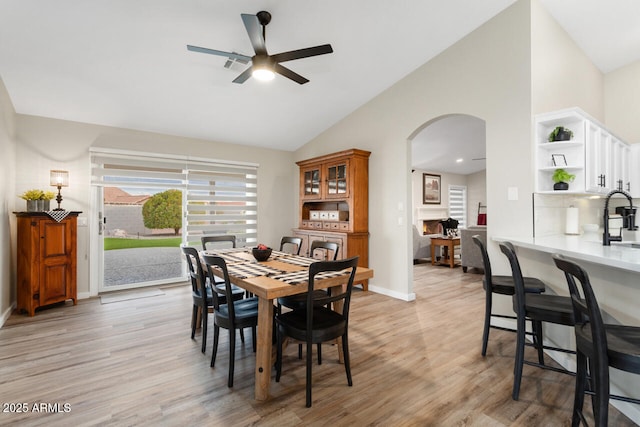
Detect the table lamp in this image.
<box><xmin>50</xmin><ymin>170</ymin><xmax>69</xmax><ymax>210</ymax></box>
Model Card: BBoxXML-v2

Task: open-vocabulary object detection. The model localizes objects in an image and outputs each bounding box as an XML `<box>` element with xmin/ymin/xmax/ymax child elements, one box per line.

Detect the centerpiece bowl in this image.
<box><xmin>252</xmin><ymin>247</ymin><xmax>272</xmax><ymax>262</ymax></box>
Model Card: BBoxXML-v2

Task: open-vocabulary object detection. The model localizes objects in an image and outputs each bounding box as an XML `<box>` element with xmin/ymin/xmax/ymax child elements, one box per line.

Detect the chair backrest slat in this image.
<box><xmin>552</xmin><ymin>254</ymin><xmax>607</xmax><ymax>353</ymax></box>
<box><xmin>202</xmin><ymin>235</ymin><xmax>237</xmax><ymax>251</ymax></box>
<box><xmin>306</xmin><ymin>256</ymin><xmax>359</xmax><ymax>330</ymax></box>
<box><xmin>472</xmin><ymin>235</ymin><xmax>493</xmax><ymax>286</ymax></box>
<box><xmin>280</xmin><ymin>236</ymin><xmax>302</xmax><ymax>255</ymax></box>
<box><xmin>201</xmin><ymin>254</ymin><xmax>232</xmax><ymax>315</ymax></box>
<box><xmin>498</xmin><ymin>242</ymin><xmax>526</xmax><ymax>311</ymax></box>
<box><xmin>310</xmin><ymin>240</ymin><xmax>339</xmax><ymax>260</ymax></box>
<box><xmin>181</xmin><ymin>245</ymin><xmax>207</xmax><ymax>299</ymax></box>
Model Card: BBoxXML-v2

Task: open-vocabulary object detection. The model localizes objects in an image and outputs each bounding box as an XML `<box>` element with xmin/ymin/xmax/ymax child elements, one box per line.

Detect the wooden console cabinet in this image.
<box><xmin>294</xmin><ymin>149</ymin><xmax>370</xmax><ymax>289</ymax></box>
<box><xmin>15</xmin><ymin>212</ymin><xmax>80</xmax><ymax>316</ymax></box>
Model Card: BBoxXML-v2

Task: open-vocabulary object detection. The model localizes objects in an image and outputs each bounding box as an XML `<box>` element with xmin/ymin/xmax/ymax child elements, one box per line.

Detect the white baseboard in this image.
<box><xmin>367</xmin><ymin>284</ymin><xmax>415</xmax><ymax>301</ymax></box>
<box><xmin>0</xmin><ymin>302</ymin><xmax>16</xmax><ymax>329</ymax></box>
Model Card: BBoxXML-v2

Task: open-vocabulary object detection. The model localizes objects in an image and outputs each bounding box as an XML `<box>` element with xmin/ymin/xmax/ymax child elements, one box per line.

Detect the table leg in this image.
<box><xmin>332</xmin><ymin>285</ymin><xmax>345</xmax><ymax>364</ymax></box>
<box><xmin>430</xmin><ymin>242</ymin><xmax>436</xmax><ymax>265</ymax></box>
<box><xmin>448</xmin><ymin>241</ymin><xmax>454</xmax><ymax>268</ymax></box>
<box><xmin>255</xmin><ymin>297</ymin><xmax>274</xmax><ymax>401</ymax></box>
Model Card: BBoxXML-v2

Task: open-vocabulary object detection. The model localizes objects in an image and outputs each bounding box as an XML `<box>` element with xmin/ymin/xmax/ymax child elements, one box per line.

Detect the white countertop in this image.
<box><xmin>493</xmin><ymin>234</ymin><xmax>640</xmax><ymax>273</ymax></box>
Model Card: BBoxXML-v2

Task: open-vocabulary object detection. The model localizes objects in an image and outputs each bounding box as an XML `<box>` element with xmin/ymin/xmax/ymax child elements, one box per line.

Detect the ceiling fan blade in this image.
<box><xmin>187</xmin><ymin>45</ymin><xmax>251</xmax><ymax>62</ymax></box>
<box><xmin>232</xmin><ymin>67</ymin><xmax>253</xmax><ymax>84</ymax></box>
<box><xmin>274</xmin><ymin>63</ymin><xmax>309</xmax><ymax>85</ymax></box>
<box><xmin>271</xmin><ymin>44</ymin><xmax>333</xmax><ymax>63</ymax></box>
<box><xmin>241</xmin><ymin>13</ymin><xmax>267</xmax><ymax>56</ymax></box>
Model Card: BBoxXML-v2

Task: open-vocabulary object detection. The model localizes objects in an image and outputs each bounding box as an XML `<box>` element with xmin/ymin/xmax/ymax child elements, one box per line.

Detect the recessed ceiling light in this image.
<box><xmin>456</xmin><ymin>158</ymin><xmax>464</xmax><ymax>163</ymax></box>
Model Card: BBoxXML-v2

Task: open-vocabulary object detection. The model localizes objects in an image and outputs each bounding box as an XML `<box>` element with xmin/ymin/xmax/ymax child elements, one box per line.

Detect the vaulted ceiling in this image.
<box><xmin>1</xmin><ymin>1</ymin><xmax>638</xmax><ymax>162</ymax></box>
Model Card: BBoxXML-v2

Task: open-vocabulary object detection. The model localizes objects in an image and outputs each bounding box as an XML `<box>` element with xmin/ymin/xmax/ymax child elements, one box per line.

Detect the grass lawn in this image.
<box><xmin>104</xmin><ymin>237</ymin><xmax>182</xmax><ymax>250</ymax></box>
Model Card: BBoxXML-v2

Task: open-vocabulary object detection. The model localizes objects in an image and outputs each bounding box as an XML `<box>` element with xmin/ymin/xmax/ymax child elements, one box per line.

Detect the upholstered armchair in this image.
<box><xmin>460</xmin><ymin>226</ymin><xmax>487</xmax><ymax>272</ymax></box>
<box><xmin>413</xmin><ymin>225</ymin><xmax>431</xmax><ymax>262</ymax></box>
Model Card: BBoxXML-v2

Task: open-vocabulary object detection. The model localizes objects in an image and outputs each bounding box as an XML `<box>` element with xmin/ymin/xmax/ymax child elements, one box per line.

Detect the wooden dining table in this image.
<box><xmin>202</xmin><ymin>247</ymin><xmax>374</xmax><ymax>401</ymax></box>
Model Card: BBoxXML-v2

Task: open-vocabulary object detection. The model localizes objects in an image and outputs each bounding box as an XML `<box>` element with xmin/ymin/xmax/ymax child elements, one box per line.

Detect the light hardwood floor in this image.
<box><xmin>0</xmin><ymin>263</ymin><xmax>636</xmax><ymax>426</ymax></box>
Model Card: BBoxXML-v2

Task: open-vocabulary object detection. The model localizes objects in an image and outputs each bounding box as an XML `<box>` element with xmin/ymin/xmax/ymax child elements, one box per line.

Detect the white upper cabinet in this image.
<box><xmin>630</xmin><ymin>144</ymin><xmax>640</xmax><ymax>198</ymax></box>
<box><xmin>611</xmin><ymin>138</ymin><xmax>631</xmax><ymax>193</ymax></box>
<box><xmin>585</xmin><ymin>120</ymin><xmax>612</xmax><ymax>193</ymax></box>
<box><xmin>535</xmin><ymin>108</ymin><xmax>631</xmax><ymax>195</ymax></box>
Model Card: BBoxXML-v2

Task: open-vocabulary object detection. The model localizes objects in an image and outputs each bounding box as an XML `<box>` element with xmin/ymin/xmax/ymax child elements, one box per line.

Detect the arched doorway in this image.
<box><xmin>408</xmin><ymin>114</ymin><xmax>487</xmax><ymax>286</ymax></box>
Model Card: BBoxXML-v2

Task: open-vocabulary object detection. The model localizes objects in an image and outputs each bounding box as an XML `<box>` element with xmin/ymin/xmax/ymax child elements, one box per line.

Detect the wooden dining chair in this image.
<box><xmin>181</xmin><ymin>246</ymin><xmax>244</xmax><ymax>353</ymax></box>
<box><xmin>278</xmin><ymin>240</ymin><xmax>340</xmax><ymax>312</ymax></box>
<box><xmin>275</xmin><ymin>256</ymin><xmax>359</xmax><ymax>407</ymax></box>
<box><xmin>201</xmin><ymin>253</ymin><xmax>259</xmax><ymax>388</ymax></box>
<box><xmin>553</xmin><ymin>254</ymin><xmax>640</xmax><ymax>426</ymax></box>
<box><xmin>201</xmin><ymin>234</ymin><xmax>236</xmax><ymax>251</ymax></box>
<box><xmin>277</xmin><ymin>240</ymin><xmax>340</xmax><ymax>363</ymax></box>
<box><xmin>308</xmin><ymin>240</ymin><xmax>339</xmax><ymax>261</ymax></box>
<box><xmin>280</xmin><ymin>236</ymin><xmax>302</xmax><ymax>255</ymax></box>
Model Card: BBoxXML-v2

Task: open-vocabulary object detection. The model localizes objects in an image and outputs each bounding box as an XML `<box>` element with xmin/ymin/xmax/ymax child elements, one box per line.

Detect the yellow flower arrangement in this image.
<box><xmin>19</xmin><ymin>189</ymin><xmax>44</xmax><ymax>201</ymax></box>
<box><xmin>42</xmin><ymin>191</ymin><xmax>56</xmax><ymax>200</ymax></box>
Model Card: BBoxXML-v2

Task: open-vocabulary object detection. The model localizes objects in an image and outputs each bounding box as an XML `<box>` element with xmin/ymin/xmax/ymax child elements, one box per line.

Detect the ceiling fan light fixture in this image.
<box><xmin>252</xmin><ymin>67</ymin><xmax>275</xmax><ymax>81</ymax></box>
<box><xmin>187</xmin><ymin>11</ymin><xmax>333</xmax><ymax>84</ymax></box>
<box><xmin>252</xmin><ymin>56</ymin><xmax>275</xmax><ymax>81</ymax></box>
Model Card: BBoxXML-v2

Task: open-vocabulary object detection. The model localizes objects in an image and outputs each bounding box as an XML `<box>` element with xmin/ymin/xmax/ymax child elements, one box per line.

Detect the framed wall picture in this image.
<box><xmin>551</xmin><ymin>154</ymin><xmax>567</xmax><ymax>167</ymax></box>
<box><xmin>423</xmin><ymin>173</ymin><xmax>441</xmax><ymax>204</ymax></box>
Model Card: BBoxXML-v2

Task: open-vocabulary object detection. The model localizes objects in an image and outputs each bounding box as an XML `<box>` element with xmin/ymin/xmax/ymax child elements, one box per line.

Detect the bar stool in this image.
<box><xmin>499</xmin><ymin>241</ymin><xmax>575</xmax><ymax>401</ymax></box>
<box><xmin>553</xmin><ymin>254</ymin><xmax>640</xmax><ymax>427</ymax></box>
<box><xmin>472</xmin><ymin>236</ymin><xmax>546</xmax><ymax>356</ymax></box>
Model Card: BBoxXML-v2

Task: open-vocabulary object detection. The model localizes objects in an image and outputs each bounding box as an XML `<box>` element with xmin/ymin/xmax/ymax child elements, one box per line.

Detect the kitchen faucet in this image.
<box><xmin>602</xmin><ymin>190</ymin><xmax>635</xmax><ymax>245</ymax></box>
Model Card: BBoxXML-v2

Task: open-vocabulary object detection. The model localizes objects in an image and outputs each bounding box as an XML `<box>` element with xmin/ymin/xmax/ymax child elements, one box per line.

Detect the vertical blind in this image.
<box><xmin>448</xmin><ymin>185</ymin><xmax>467</xmax><ymax>229</ymax></box>
<box><xmin>90</xmin><ymin>148</ymin><xmax>258</xmax><ymax>246</ymax></box>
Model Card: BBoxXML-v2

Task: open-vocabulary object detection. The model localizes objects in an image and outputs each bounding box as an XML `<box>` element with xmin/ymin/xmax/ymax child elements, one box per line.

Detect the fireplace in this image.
<box><xmin>423</xmin><ymin>219</ymin><xmax>444</xmax><ymax>235</ymax></box>
<box><xmin>415</xmin><ymin>206</ymin><xmax>448</xmax><ymax>235</ymax></box>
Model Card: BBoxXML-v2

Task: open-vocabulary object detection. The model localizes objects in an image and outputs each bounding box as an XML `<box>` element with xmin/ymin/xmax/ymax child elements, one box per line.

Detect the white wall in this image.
<box><xmin>296</xmin><ymin>0</ymin><xmax>534</xmax><ymax>299</ymax></box>
<box><xmin>530</xmin><ymin>0</ymin><xmax>604</xmax><ymax>118</ymax></box>
<box><xmin>467</xmin><ymin>170</ymin><xmax>487</xmax><ymax>227</ymax></box>
<box><xmin>605</xmin><ymin>59</ymin><xmax>640</xmax><ymax>144</ymax></box>
<box><xmin>12</xmin><ymin>114</ymin><xmax>297</xmax><ymax>300</ymax></box>
<box><xmin>0</xmin><ymin>77</ymin><xmax>17</xmax><ymax>325</ymax></box>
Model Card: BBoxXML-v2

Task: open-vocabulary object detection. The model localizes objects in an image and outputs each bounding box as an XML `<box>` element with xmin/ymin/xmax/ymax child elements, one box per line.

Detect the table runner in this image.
<box><xmin>203</xmin><ymin>248</ymin><xmax>249</xmax><ymax>264</ymax></box>
<box><xmin>212</xmin><ymin>263</ymin><xmax>284</xmax><ymax>279</ymax></box>
<box><xmin>276</xmin><ymin>255</ymin><xmax>317</xmax><ymax>267</ymax></box>
<box><xmin>270</xmin><ymin>269</ymin><xmax>351</xmax><ymax>285</ymax></box>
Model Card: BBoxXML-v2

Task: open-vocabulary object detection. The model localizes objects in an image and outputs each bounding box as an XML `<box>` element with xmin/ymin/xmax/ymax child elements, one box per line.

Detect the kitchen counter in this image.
<box><xmin>493</xmin><ymin>234</ymin><xmax>640</xmax><ymax>273</ymax></box>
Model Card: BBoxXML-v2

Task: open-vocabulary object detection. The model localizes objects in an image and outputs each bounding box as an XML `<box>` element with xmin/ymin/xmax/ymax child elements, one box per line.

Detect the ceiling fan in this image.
<box><xmin>187</xmin><ymin>11</ymin><xmax>333</xmax><ymax>85</ymax></box>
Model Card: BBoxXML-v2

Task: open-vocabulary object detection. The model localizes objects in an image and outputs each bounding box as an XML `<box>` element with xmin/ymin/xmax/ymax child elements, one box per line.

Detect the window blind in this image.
<box><xmin>448</xmin><ymin>185</ymin><xmax>467</xmax><ymax>229</ymax></box>
<box><xmin>90</xmin><ymin>148</ymin><xmax>258</xmax><ymax>246</ymax></box>
<box><xmin>185</xmin><ymin>162</ymin><xmax>257</xmax><ymax>247</ymax></box>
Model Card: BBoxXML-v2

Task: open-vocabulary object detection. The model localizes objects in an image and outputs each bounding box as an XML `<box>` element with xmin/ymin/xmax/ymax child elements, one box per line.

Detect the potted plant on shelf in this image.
<box><xmin>19</xmin><ymin>189</ymin><xmax>44</xmax><ymax>211</ymax></box>
<box><xmin>548</xmin><ymin>126</ymin><xmax>573</xmax><ymax>142</ymax></box>
<box><xmin>552</xmin><ymin>168</ymin><xmax>575</xmax><ymax>191</ymax></box>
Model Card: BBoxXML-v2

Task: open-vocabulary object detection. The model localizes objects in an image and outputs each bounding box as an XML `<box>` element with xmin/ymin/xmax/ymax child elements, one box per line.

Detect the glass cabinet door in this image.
<box><xmin>326</xmin><ymin>162</ymin><xmax>348</xmax><ymax>197</ymax></box>
<box><xmin>303</xmin><ymin>167</ymin><xmax>321</xmax><ymax>198</ymax></box>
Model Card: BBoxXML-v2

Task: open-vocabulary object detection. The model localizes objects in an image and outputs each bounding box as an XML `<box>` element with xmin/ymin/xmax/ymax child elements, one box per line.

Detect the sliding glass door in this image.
<box><xmin>90</xmin><ymin>148</ymin><xmax>258</xmax><ymax>292</ymax></box>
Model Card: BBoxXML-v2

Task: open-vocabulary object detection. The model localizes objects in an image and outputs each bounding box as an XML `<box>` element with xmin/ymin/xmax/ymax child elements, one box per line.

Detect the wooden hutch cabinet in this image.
<box><xmin>293</xmin><ymin>149</ymin><xmax>370</xmax><ymax>289</ymax></box>
<box><xmin>15</xmin><ymin>212</ymin><xmax>80</xmax><ymax>316</ymax></box>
